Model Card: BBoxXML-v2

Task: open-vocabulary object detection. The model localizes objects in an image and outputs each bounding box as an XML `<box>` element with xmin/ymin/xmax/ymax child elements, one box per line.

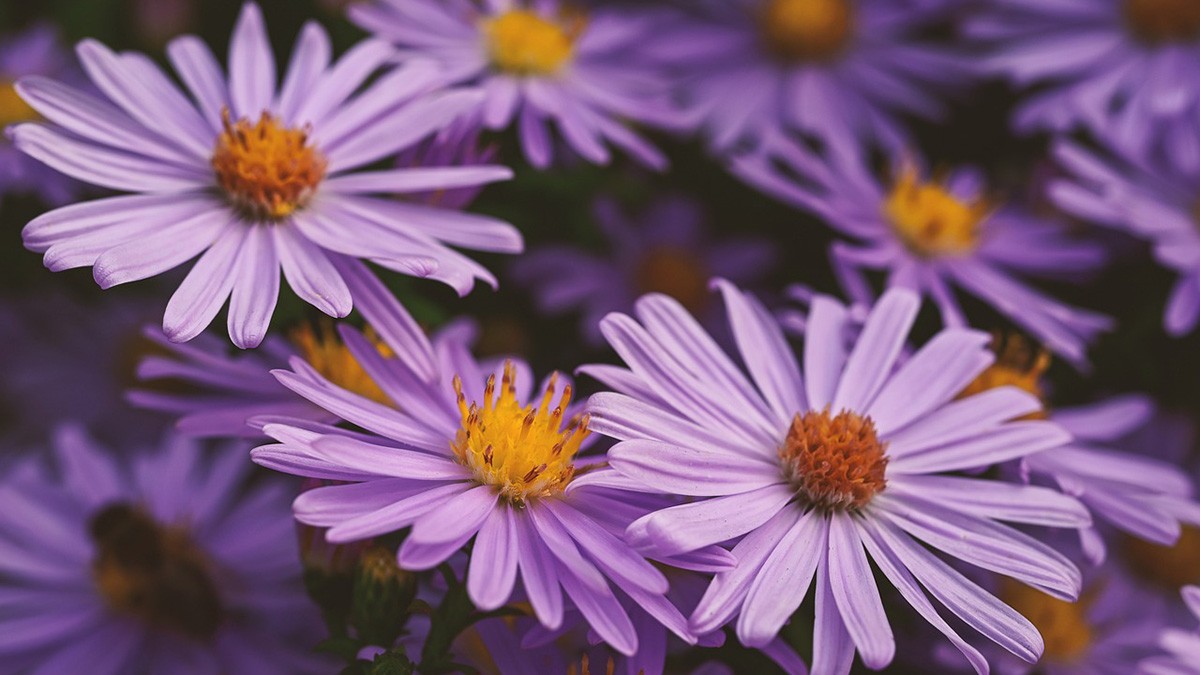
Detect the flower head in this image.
<box><xmin>13</xmin><ymin>2</ymin><xmax>521</xmax><ymax>349</ymax></box>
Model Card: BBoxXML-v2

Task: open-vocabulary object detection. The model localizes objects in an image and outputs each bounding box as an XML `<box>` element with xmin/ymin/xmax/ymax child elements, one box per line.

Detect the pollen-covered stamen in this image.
<box><xmin>884</xmin><ymin>164</ymin><xmax>991</xmax><ymax>258</ymax></box>
<box><xmin>635</xmin><ymin>247</ymin><xmax>711</xmax><ymax>315</ymax></box>
<box><xmin>958</xmin><ymin>333</ymin><xmax>1050</xmax><ymax>419</ymax></box>
<box><xmin>89</xmin><ymin>502</ymin><xmax>225</xmax><ymax>640</ymax></box>
<box><xmin>292</xmin><ymin>322</ymin><xmax>394</xmax><ymax>406</ymax></box>
<box><xmin>760</xmin><ymin>0</ymin><xmax>855</xmax><ymax>62</ymax></box>
<box><xmin>483</xmin><ymin>9</ymin><xmax>583</xmax><ymax>76</ymax></box>
<box><xmin>0</xmin><ymin>80</ymin><xmax>37</xmax><ymax>127</ymax></box>
<box><xmin>1124</xmin><ymin>0</ymin><xmax>1200</xmax><ymax>44</ymax></box>
<box><xmin>211</xmin><ymin>108</ymin><xmax>327</xmax><ymax>220</ymax></box>
<box><xmin>779</xmin><ymin>409</ymin><xmax>888</xmax><ymax>511</ymax></box>
<box><xmin>1001</xmin><ymin>579</ymin><xmax>1094</xmax><ymax>663</ymax></box>
<box><xmin>451</xmin><ymin>362</ymin><xmax>589</xmax><ymax>503</ymax></box>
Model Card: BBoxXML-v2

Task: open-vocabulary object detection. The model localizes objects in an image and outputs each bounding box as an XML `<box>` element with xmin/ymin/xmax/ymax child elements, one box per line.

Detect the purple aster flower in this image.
<box><xmin>393</xmin><ymin>116</ymin><xmax>499</xmax><ymax>210</ymax></box>
<box><xmin>734</xmin><ymin>140</ymin><xmax>1113</xmax><ymax>366</ymax></box>
<box><xmin>349</xmin><ymin>0</ymin><xmax>675</xmax><ymax>169</ymax></box>
<box><xmin>584</xmin><ymin>283</ymin><xmax>1089</xmax><ymax>673</ymax></box>
<box><xmin>249</xmin><ymin>292</ymin><xmax>710</xmax><ymax>657</ymax></box>
<box><xmin>643</xmin><ymin>0</ymin><xmax>969</xmax><ymax>155</ymax></box>
<box><xmin>1141</xmin><ymin>586</ymin><xmax>1200</xmax><ymax>675</ymax></box>
<box><xmin>0</xmin><ymin>24</ymin><xmax>78</xmax><ymax>206</ymax></box>
<box><xmin>0</xmin><ymin>426</ymin><xmax>327</xmax><ymax>673</ymax></box>
<box><xmin>511</xmin><ymin>196</ymin><xmax>776</xmax><ymax>345</ymax></box>
<box><xmin>1050</xmin><ymin>139</ymin><xmax>1200</xmax><ymax>336</ymax></box>
<box><xmin>12</xmin><ymin>2</ymin><xmax>521</xmax><ymax>349</ymax></box>
<box><xmin>968</xmin><ymin>0</ymin><xmax>1200</xmax><ymax>164</ymax></box>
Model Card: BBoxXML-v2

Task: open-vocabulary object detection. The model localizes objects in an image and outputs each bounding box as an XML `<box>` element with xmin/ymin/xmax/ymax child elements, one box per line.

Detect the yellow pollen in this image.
<box><xmin>567</xmin><ymin>653</ymin><xmax>616</xmax><ymax>675</ymax></box>
<box><xmin>958</xmin><ymin>334</ymin><xmax>1050</xmax><ymax>419</ymax></box>
<box><xmin>1002</xmin><ymin>579</ymin><xmax>1094</xmax><ymax>663</ymax></box>
<box><xmin>1123</xmin><ymin>525</ymin><xmax>1200</xmax><ymax>589</ymax></box>
<box><xmin>760</xmin><ymin>0</ymin><xmax>855</xmax><ymax>62</ymax></box>
<box><xmin>451</xmin><ymin>361</ymin><xmax>589</xmax><ymax>504</ymax></box>
<box><xmin>635</xmin><ymin>247</ymin><xmax>711</xmax><ymax>316</ymax></box>
<box><xmin>779</xmin><ymin>409</ymin><xmax>889</xmax><ymax>511</ymax></box>
<box><xmin>211</xmin><ymin>109</ymin><xmax>326</xmax><ymax>220</ymax></box>
<box><xmin>1124</xmin><ymin>0</ymin><xmax>1200</xmax><ymax>44</ymax></box>
<box><xmin>483</xmin><ymin>9</ymin><xmax>582</xmax><ymax>76</ymax></box>
<box><xmin>884</xmin><ymin>165</ymin><xmax>991</xmax><ymax>258</ymax></box>
<box><xmin>0</xmin><ymin>80</ymin><xmax>37</xmax><ymax>127</ymax></box>
<box><xmin>291</xmin><ymin>323</ymin><xmax>394</xmax><ymax>406</ymax></box>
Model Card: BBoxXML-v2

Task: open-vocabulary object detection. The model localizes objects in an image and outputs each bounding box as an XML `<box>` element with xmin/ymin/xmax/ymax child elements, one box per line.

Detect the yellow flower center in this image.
<box><xmin>483</xmin><ymin>9</ymin><xmax>582</xmax><ymax>76</ymax></box>
<box><xmin>568</xmin><ymin>653</ymin><xmax>615</xmax><ymax>675</ymax></box>
<box><xmin>90</xmin><ymin>502</ymin><xmax>225</xmax><ymax>640</ymax></box>
<box><xmin>760</xmin><ymin>0</ymin><xmax>855</xmax><ymax>62</ymax></box>
<box><xmin>452</xmin><ymin>361</ymin><xmax>589</xmax><ymax>504</ymax></box>
<box><xmin>779</xmin><ymin>409</ymin><xmax>889</xmax><ymax>511</ymax></box>
<box><xmin>291</xmin><ymin>323</ymin><xmax>394</xmax><ymax>406</ymax></box>
<box><xmin>211</xmin><ymin>109</ymin><xmax>327</xmax><ymax>220</ymax></box>
<box><xmin>634</xmin><ymin>247</ymin><xmax>711</xmax><ymax>316</ymax></box>
<box><xmin>1001</xmin><ymin>579</ymin><xmax>1094</xmax><ymax>663</ymax></box>
<box><xmin>0</xmin><ymin>80</ymin><xmax>37</xmax><ymax>127</ymax></box>
<box><xmin>1124</xmin><ymin>0</ymin><xmax>1200</xmax><ymax>44</ymax></box>
<box><xmin>958</xmin><ymin>334</ymin><xmax>1050</xmax><ymax>419</ymax></box>
<box><xmin>1123</xmin><ymin>525</ymin><xmax>1200</xmax><ymax>589</ymax></box>
<box><xmin>884</xmin><ymin>166</ymin><xmax>990</xmax><ymax>258</ymax></box>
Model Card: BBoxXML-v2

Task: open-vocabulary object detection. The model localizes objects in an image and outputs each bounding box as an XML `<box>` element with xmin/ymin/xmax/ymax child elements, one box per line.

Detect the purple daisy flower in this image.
<box><xmin>511</xmin><ymin>196</ymin><xmax>776</xmax><ymax>345</ymax></box>
<box><xmin>392</xmin><ymin>116</ymin><xmax>499</xmax><ymax>210</ymax></box>
<box><xmin>0</xmin><ymin>24</ymin><xmax>78</xmax><ymax>206</ymax></box>
<box><xmin>734</xmin><ymin>140</ymin><xmax>1113</xmax><ymax>366</ymax></box>
<box><xmin>0</xmin><ymin>426</ymin><xmax>327</xmax><ymax>673</ymax></box>
<box><xmin>348</xmin><ymin>0</ymin><xmax>675</xmax><ymax>169</ymax></box>
<box><xmin>1141</xmin><ymin>586</ymin><xmax>1200</xmax><ymax>675</ymax></box>
<box><xmin>968</xmin><ymin>0</ymin><xmax>1200</xmax><ymax>164</ymax></box>
<box><xmin>643</xmin><ymin>0</ymin><xmax>969</xmax><ymax>154</ymax></box>
<box><xmin>1050</xmin><ymin>139</ymin><xmax>1200</xmax><ymax>336</ymax></box>
<box><xmin>249</xmin><ymin>296</ymin><xmax>711</xmax><ymax>657</ymax></box>
<box><xmin>12</xmin><ymin>2</ymin><xmax>521</xmax><ymax>349</ymax></box>
<box><xmin>585</xmin><ymin>283</ymin><xmax>1089</xmax><ymax>673</ymax></box>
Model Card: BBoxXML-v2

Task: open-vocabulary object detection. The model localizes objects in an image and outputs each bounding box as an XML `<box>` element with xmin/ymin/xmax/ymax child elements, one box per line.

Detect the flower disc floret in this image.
<box><xmin>484</xmin><ymin>10</ymin><xmax>581</xmax><ymax>76</ymax></box>
<box><xmin>760</xmin><ymin>0</ymin><xmax>854</xmax><ymax>62</ymax></box>
<box><xmin>1124</xmin><ymin>0</ymin><xmax>1200</xmax><ymax>44</ymax></box>
<box><xmin>884</xmin><ymin>165</ymin><xmax>989</xmax><ymax>258</ymax></box>
<box><xmin>779</xmin><ymin>408</ymin><xmax>888</xmax><ymax>511</ymax></box>
<box><xmin>211</xmin><ymin>109</ymin><xmax>327</xmax><ymax>220</ymax></box>
<box><xmin>1002</xmin><ymin>580</ymin><xmax>1093</xmax><ymax>663</ymax></box>
<box><xmin>291</xmin><ymin>323</ymin><xmax>393</xmax><ymax>406</ymax></box>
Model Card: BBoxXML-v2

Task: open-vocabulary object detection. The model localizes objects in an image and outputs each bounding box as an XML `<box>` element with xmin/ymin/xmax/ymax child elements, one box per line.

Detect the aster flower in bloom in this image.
<box><xmin>250</xmin><ymin>288</ymin><xmax>709</xmax><ymax>657</ymax></box>
<box><xmin>0</xmin><ymin>426</ymin><xmax>326</xmax><ymax>673</ymax></box>
<box><xmin>511</xmin><ymin>196</ymin><xmax>776</xmax><ymax>345</ymax></box>
<box><xmin>958</xmin><ymin>334</ymin><xmax>1200</xmax><ymax>566</ymax></box>
<box><xmin>643</xmin><ymin>0</ymin><xmax>968</xmax><ymax>154</ymax></box>
<box><xmin>0</xmin><ymin>24</ymin><xmax>78</xmax><ymax>206</ymax></box>
<box><xmin>1141</xmin><ymin>586</ymin><xmax>1200</xmax><ymax>675</ymax></box>
<box><xmin>734</xmin><ymin>140</ymin><xmax>1113</xmax><ymax>366</ymax></box>
<box><xmin>349</xmin><ymin>0</ymin><xmax>674</xmax><ymax>169</ymax></box>
<box><xmin>12</xmin><ymin>2</ymin><xmax>521</xmax><ymax>349</ymax></box>
<box><xmin>585</xmin><ymin>283</ymin><xmax>1088</xmax><ymax>673</ymax></box>
<box><xmin>1050</xmin><ymin>139</ymin><xmax>1200</xmax><ymax>336</ymax></box>
<box><xmin>968</xmin><ymin>0</ymin><xmax>1200</xmax><ymax>165</ymax></box>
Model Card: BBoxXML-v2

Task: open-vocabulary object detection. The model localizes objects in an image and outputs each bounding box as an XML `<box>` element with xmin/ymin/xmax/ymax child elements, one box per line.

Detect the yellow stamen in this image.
<box><xmin>452</xmin><ymin>361</ymin><xmax>589</xmax><ymax>504</ymax></box>
<box><xmin>1123</xmin><ymin>525</ymin><xmax>1200</xmax><ymax>589</ymax></box>
<box><xmin>483</xmin><ymin>9</ymin><xmax>583</xmax><ymax>76</ymax></box>
<box><xmin>1124</xmin><ymin>0</ymin><xmax>1200</xmax><ymax>44</ymax></box>
<box><xmin>760</xmin><ymin>0</ymin><xmax>855</xmax><ymax>62</ymax></box>
<box><xmin>0</xmin><ymin>80</ymin><xmax>37</xmax><ymax>127</ymax></box>
<box><xmin>211</xmin><ymin>109</ymin><xmax>326</xmax><ymax>220</ymax></box>
<box><xmin>958</xmin><ymin>334</ymin><xmax>1050</xmax><ymax>419</ymax></box>
<box><xmin>883</xmin><ymin>164</ymin><xmax>991</xmax><ymax>258</ymax></box>
<box><xmin>291</xmin><ymin>322</ymin><xmax>394</xmax><ymax>406</ymax></box>
<box><xmin>635</xmin><ymin>247</ymin><xmax>711</xmax><ymax>316</ymax></box>
<box><xmin>1002</xmin><ymin>579</ymin><xmax>1095</xmax><ymax>663</ymax></box>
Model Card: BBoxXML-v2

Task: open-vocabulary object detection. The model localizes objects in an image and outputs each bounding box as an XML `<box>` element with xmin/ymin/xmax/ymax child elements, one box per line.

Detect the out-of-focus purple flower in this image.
<box><xmin>13</xmin><ymin>2</ymin><xmax>521</xmax><ymax>349</ymax></box>
<box><xmin>968</xmin><ymin>0</ymin><xmax>1200</xmax><ymax>164</ymax></box>
<box><xmin>349</xmin><ymin>0</ymin><xmax>676</xmax><ymax>170</ymax></box>
<box><xmin>131</xmin><ymin>0</ymin><xmax>197</xmax><ymax>47</ymax></box>
<box><xmin>1141</xmin><ymin>586</ymin><xmax>1200</xmax><ymax>674</ymax></box>
<box><xmin>0</xmin><ymin>288</ymin><xmax>164</xmax><ymax>447</ymax></box>
<box><xmin>0</xmin><ymin>24</ymin><xmax>78</xmax><ymax>206</ymax></box>
<box><xmin>585</xmin><ymin>284</ymin><xmax>1087</xmax><ymax>673</ymax></box>
<box><xmin>735</xmin><ymin>140</ymin><xmax>1113</xmax><ymax>366</ymax></box>
<box><xmin>1050</xmin><ymin>139</ymin><xmax>1200</xmax><ymax>336</ymax></box>
<box><xmin>249</xmin><ymin>285</ymin><xmax>711</xmax><ymax>658</ymax></box>
<box><xmin>393</xmin><ymin>118</ymin><xmax>499</xmax><ymax>210</ymax></box>
<box><xmin>0</xmin><ymin>426</ymin><xmax>327</xmax><ymax>673</ymax></box>
<box><xmin>511</xmin><ymin>196</ymin><xmax>776</xmax><ymax>345</ymax></box>
<box><xmin>643</xmin><ymin>0</ymin><xmax>969</xmax><ymax>155</ymax></box>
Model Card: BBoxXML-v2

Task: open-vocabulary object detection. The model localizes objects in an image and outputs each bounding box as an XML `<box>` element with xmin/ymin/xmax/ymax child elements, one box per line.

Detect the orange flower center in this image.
<box><xmin>483</xmin><ymin>9</ymin><xmax>583</xmax><ymax>76</ymax></box>
<box><xmin>779</xmin><ymin>409</ymin><xmax>888</xmax><ymax>510</ymax></box>
<box><xmin>0</xmin><ymin>80</ymin><xmax>37</xmax><ymax>127</ymax></box>
<box><xmin>1123</xmin><ymin>525</ymin><xmax>1200</xmax><ymax>589</ymax></box>
<box><xmin>1124</xmin><ymin>0</ymin><xmax>1200</xmax><ymax>44</ymax></box>
<box><xmin>634</xmin><ymin>247</ymin><xmax>711</xmax><ymax>316</ymax></box>
<box><xmin>760</xmin><ymin>0</ymin><xmax>855</xmax><ymax>62</ymax></box>
<box><xmin>90</xmin><ymin>502</ymin><xmax>224</xmax><ymax>640</ymax></box>
<box><xmin>959</xmin><ymin>334</ymin><xmax>1050</xmax><ymax>419</ymax></box>
<box><xmin>1002</xmin><ymin>579</ymin><xmax>1094</xmax><ymax>663</ymax></box>
<box><xmin>452</xmin><ymin>362</ymin><xmax>590</xmax><ymax>504</ymax></box>
<box><xmin>211</xmin><ymin>109</ymin><xmax>327</xmax><ymax>220</ymax></box>
<box><xmin>291</xmin><ymin>323</ymin><xmax>394</xmax><ymax>406</ymax></box>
